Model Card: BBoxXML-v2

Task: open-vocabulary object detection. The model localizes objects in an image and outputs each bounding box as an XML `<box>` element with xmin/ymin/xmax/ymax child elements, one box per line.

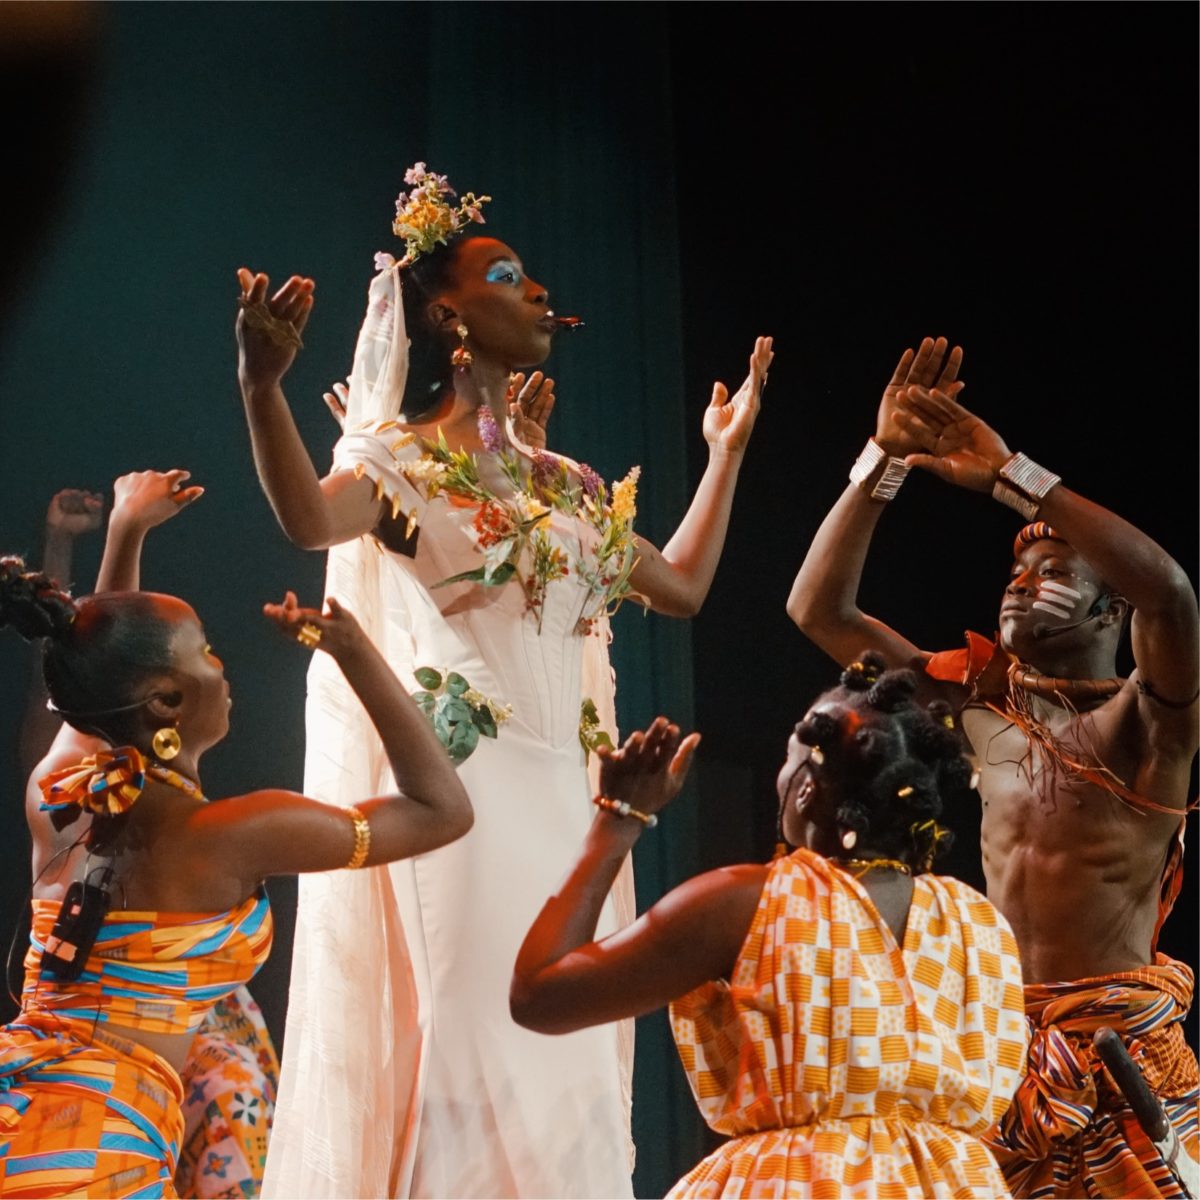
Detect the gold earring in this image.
<box><xmin>451</xmin><ymin>323</ymin><xmax>473</xmax><ymax>368</ymax></box>
<box><xmin>151</xmin><ymin>726</ymin><xmax>182</xmax><ymax>761</ymax></box>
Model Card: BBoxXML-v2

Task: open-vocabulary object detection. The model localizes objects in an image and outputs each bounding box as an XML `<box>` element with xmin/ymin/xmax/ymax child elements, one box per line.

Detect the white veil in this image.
<box><xmin>263</xmin><ymin>267</ymin><xmax>634</xmax><ymax>1197</ymax></box>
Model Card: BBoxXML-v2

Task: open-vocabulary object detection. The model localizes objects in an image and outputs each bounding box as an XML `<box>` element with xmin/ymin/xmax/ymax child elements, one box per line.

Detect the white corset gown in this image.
<box><xmin>263</xmin><ymin>428</ymin><xmax>635</xmax><ymax>1199</ymax></box>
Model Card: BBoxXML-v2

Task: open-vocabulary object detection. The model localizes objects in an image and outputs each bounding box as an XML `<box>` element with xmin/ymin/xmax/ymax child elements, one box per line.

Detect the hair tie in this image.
<box><xmin>909</xmin><ymin>818</ymin><xmax>952</xmax><ymax>873</ymax></box>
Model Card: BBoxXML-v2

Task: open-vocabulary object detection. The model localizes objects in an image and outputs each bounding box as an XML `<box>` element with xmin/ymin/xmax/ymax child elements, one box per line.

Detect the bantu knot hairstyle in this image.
<box><xmin>0</xmin><ymin>555</ymin><xmax>179</xmax><ymax>744</ymax></box>
<box><xmin>795</xmin><ymin>651</ymin><xmax>971</xmax><ymax>871</ymax></box>
<box><xmin>0</xmin><ymin>556</ymin><xmax>76</xmax><ymax>641</ymax></box>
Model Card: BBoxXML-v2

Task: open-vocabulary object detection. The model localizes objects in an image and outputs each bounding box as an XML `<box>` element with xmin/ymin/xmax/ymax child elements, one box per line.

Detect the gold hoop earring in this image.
<box><xmin>151</xmin><ymin>726</ymin><xmax>182</xmax><ymax>762</ymax></box>
<box><xmin>451</xmin><ymin>323</ymin><xmax>473</xmax><ymax>368</ymax></box>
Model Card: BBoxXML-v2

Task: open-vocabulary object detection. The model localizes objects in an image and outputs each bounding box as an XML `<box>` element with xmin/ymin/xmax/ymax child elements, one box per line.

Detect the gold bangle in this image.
<box><xmin>593</xmin><ymin>795</ymin><xmax>657</xmax><ymax>828</ymax></box>
<box><xmin>345</xmin><ymin>805</ymin><xmax>371</xmax><ymax>869</ymax></box>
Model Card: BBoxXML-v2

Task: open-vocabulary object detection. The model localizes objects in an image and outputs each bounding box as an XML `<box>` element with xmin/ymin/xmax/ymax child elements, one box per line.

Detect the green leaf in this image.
<box><xmin>414</xmin><ymin>667</ymin><xmax>443</xmax><ymax>691</ymax></box>
<box><xmin>411</xmin><ymin>690</ymin><xmax>436</xmax><ymax>716</ymax></box>
<box><xmin>590</xmin><ymin>731</ymin><xmax>615</xmax><ymax>751</ymax></box>
<box><xmin>448</xmin><ymin>721</ymin><xmax>480</xmax><ymax>763</ymax></box>
<box><xmin>441</xmin><ymin>697</ymin><xmax>472</xmax><ymax>724</ymax></box>
<box><xmin>433</xmin><ymin>709</ymin><xmax>452</xmax><ymax>743</ymax></box>
<box><xmin>431</xmin><ymin>566</ymin><xmax>490</xmax><ymax>589</ymax></box>
<box><xmin>482</xmin><ymin>560</ymin><xmax>517</xmax><ymax>586</ymax></box>
<box><xmin>445</xmin><ymin>672</ymin><xmax>469</xmax><ymax>697</ymax></box>
<box><xmin>471</xmin><ymin>706</ymin><xmax>498</xmax><ymax>737</ymax></box>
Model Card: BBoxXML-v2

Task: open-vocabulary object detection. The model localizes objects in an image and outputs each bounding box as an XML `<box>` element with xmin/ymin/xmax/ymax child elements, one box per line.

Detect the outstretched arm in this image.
<box><xmin>787</xmin><ymin>337</ymin><xmax>963</xmax><ymax>668</ymax></box>
<box><xmin>236</xmin><ymin>269</ymin><xmax>382</xmax><ymax>550</ymax></box>
<box><xmin>901</xmin><ymin>385</ymin><xmax>1199</xmax><ymax>737</ymax></box>
<box><xmin>95</xmin><ymin>469</ymin><xmax>204</xmax><ymax>592</ymax></box>
<box><xmin>20</xmin><ymin>488</ymin><xmax>104</xmax><ymax>777</ymax></box>
<box><xmin>630</xmin><ymin>337</ymin><xmax>773</xmax><ymax>618</ymax></box>
<box><xmin>511</xmin><ymin>719</ymin><xmax>764</xmax><ymax>1034</ymax></box>
<box><xmin>192</xmin><ymin>593</ymin><xmax>473</xmax><ymax>887</ymax></box>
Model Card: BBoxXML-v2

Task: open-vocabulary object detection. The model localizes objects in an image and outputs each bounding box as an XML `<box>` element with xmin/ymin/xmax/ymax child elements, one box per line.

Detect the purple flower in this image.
<box><xmin>394</xmin><ymin>190</ymin><xmax>409</xmax><ymax>215</ymax></box>
<box><xmin>477</xmin><ymin>405</ymin><xmax>504</xmax><ymax>454</ymax></box>
<box><xmin>403</xmin><ymin>163</ymin><xmax>427</xmax><ymax>186</ymax></box>
<box><xmin>577</xmin><ymin>462</ymin><xmax>602</xmax><ymax>499</ymax></box>
<box><xmin>531</xmin><ymin>449</ymin><xmax>562</xmax><ymax>490</ymax></box>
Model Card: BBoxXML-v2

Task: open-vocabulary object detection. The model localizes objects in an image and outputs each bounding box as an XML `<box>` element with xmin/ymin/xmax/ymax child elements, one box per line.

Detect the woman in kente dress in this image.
<box><xmin>513</xmin><ymin>654</ymin><xmax>1029</xmax><ymax>1198</ymax></box>
<box><xmin>0</xmin><ymin>557</ymin><xmax>470</xmax><ymax>1198</ymax></box>
<box><xmin>237</xmin><ymin>166</ymin><xmax>772</xmax><ymax>1198</ymax></box>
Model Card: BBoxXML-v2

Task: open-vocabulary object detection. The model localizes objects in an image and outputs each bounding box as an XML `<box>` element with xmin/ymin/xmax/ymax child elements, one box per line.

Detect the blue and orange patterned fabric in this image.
<box><xmin>985</xmin><ymin>958</ymin><xmax>1199</xmax><ymax>1198</ymax></box>
<box><xmin>668</xmin><ymin>849</ymin><xmax>1028</xmax><ymax>1197</ymax></box>
<box><xmin>0</xmin><ymin>891</ymin><xmax>272</xmax><ymax>1198</ymax></box>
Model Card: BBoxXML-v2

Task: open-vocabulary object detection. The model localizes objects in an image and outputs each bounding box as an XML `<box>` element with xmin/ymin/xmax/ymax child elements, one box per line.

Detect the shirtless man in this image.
<box><xmin>787</xmin><ymin>337</ymin><xmax>1198</xmax><ymax>1198</ymax></box>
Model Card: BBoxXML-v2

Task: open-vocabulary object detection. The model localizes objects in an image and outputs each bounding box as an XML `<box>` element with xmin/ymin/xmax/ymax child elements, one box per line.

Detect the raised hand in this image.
<box><xmin>263</xmin><ymin>590</ymin><xmax>367</xmax><ymax>661</ymax></box>
<box><xmin>507</xmin><ymin>371</ymin><xmax>555</xmax><ymax>450</ymax></box>
<box><xmin>236</xmin><ymin>269</ymin><xmax>315</xmax><ymax>390</ymax></box>
<box><xmin>596</xmin><ymin>717</ymin><xmax>701</xmax><ymax>821</ymax></box>
<box><xmin>45</xmin><ymin>489</ymin><xmax>103</xmax><ymax>539</ymax></box>
<box><xmin>703</xmin><ymin>336</ymin><xmax>773</xmax><ymax>457</ymax></box>
<box><xmin>323</xmin><ymin>380</ymin><xmax>349</xmax><ymax>430</ymax></box>
<box><xmin>111</xmin><ymin>469</ymin><xmax>204</xmax><ymax>530</ymax></box>
<box><xmin>875</xmin><ymin>336</ymin><xmax>964</xmax><ymax>456</ymax></box>
<box><xmin>896</xmin><ymin>386</ymin><xmax>1013</xmax><ymax>492</ymax></box>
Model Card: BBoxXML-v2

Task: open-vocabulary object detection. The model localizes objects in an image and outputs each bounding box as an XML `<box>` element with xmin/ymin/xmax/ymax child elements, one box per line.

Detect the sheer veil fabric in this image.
<box><xmin>262</xmin><ymin>268</ymin><xmax>634</xmax><ymax>1198</ymax></box>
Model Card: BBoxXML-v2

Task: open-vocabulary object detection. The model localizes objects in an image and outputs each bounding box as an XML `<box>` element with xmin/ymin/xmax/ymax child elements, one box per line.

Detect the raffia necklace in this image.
<box><xmin>1007</xmin><ymin>661</ymin><xmax>1122</xmax><ymax>707</ymax></box>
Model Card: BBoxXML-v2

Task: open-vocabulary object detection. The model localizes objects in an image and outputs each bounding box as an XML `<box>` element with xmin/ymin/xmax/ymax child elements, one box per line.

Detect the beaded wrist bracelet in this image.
<box><xmin>593</xmin><ymin>796</ymin><xmax>658</xmax><ymax>828</ymax></box>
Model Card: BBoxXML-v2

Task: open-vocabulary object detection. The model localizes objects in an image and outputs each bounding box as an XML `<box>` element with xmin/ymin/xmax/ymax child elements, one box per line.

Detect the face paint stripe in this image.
<box><xmin>1040</xmin><ymin>580</ymin><xmax>1083</xmax><ymax>600</ymax></box>
<box><xmin>1032</xmin><ymin>600</ymin><xmax>1072</xmax><ymax>619</ymax></box>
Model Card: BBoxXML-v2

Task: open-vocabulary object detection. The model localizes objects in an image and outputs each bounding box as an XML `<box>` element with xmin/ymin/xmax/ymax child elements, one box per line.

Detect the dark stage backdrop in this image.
<box><xmin>0</xmin><ymin>4</ymin><xmax>1195</xmax><ymax>1197</ymax></box>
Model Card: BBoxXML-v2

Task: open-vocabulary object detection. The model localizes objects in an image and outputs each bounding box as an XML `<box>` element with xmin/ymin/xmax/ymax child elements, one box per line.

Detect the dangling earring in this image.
<box><xmin>451</xmin><ymin>323</ymin><xmax>473</xmax><ymax>368</ymax></box>
<box><xmin>151</xmin><ymin>726</ymin><xmax>182</xmax><ymax>762</ymax></box>
<box><xmin>841</xmin><ymin>828</ymin><xmax>857</xmax><ymax>851</ymax></box>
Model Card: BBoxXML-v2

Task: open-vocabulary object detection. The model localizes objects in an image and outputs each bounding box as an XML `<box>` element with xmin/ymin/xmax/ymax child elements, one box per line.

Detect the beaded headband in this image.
<box><xmin>375</xmin><ymin>163</ymin><xmax>491</xmax><ymax>272</ymax></box>
<box><xmin>1013</xmin><ymin>521</ymin><xmax>1064</xmax><ymax>557</ymax></box>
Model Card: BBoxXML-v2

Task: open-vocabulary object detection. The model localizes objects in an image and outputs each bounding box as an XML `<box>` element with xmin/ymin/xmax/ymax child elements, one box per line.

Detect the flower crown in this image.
<box><xmin>376</xmin><ymin>163</ymin><xmax>491</xmax><ymax>271</ymax></box>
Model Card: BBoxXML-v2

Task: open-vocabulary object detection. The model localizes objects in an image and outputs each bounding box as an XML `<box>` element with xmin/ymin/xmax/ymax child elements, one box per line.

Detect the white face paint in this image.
<box><xmin>1032</xmin><ymin>578</ymin><xmax>1082</xmax><ymax>621</ymax></box>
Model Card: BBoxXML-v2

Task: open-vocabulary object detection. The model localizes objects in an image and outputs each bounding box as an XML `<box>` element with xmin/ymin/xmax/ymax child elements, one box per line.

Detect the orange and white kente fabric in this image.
<box><xmin>669</xmin><ymin>849</ymin><xmax>1028</xmax><ymax>1198</ymax></box>
<box><xmin>985</xmin><ymin>958</ymin><xmax>1199</xmax><ymax>1198</ymax></box>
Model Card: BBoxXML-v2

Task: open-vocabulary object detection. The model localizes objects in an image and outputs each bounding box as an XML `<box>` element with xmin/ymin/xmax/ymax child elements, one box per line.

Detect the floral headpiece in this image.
<box><xmin>375</xmin><ymin>163</ymin><xmax>491</xmax><ymax>272</ymax></box>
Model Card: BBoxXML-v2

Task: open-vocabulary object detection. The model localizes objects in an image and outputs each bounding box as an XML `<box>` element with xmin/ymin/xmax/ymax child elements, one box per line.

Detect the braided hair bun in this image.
<box><xmin>0</xmin><ymin>556</ymin><xmax>77</xmax><ymax>642</ymax></box>
<box><xmin>794</xmin><ymin>651</ymin><xmax>969</xmax><ymax>871</ymax></box>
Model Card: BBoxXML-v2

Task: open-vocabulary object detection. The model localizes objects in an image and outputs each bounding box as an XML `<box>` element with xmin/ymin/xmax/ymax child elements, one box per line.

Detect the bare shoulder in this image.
<box><xmin>655</xmin><ymin>862</ymin><xmax>768</xmax><ymax>922</ymax></box>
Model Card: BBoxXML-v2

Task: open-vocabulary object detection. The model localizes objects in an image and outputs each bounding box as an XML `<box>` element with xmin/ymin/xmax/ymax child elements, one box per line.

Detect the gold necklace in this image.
<box><xmin>832</xmin><ymin>856</ymin><xmax>912</xmax><ymax>879</ymax></box>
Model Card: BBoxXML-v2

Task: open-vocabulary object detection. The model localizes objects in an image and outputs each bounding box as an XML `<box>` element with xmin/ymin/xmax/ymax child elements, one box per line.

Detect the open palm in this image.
<box><xmin>703</xmin><ymin>336</ymin><xmax>773</xmax><ymax>456</ymax></box>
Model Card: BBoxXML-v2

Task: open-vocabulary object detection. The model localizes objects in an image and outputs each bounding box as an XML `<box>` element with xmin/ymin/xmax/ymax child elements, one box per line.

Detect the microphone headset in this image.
<box><xmin>1033</xmin><ymin>593</ymin><xmax>1112</xmax><ymax>640</ymax></box>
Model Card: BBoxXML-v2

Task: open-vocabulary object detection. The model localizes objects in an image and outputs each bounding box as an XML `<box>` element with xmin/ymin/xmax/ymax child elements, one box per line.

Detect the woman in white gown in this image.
<box><xmin>235</xmin><ymin>169</ymin><xmax>772</xmax><ymax>1198</ymax></box>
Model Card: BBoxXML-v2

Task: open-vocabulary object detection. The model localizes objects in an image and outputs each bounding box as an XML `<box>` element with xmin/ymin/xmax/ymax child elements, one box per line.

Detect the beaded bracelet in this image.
<box><xmin>593</xmin><ymin>796</ymin><xmax>658</xmax><ymax>828</ymax></box>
